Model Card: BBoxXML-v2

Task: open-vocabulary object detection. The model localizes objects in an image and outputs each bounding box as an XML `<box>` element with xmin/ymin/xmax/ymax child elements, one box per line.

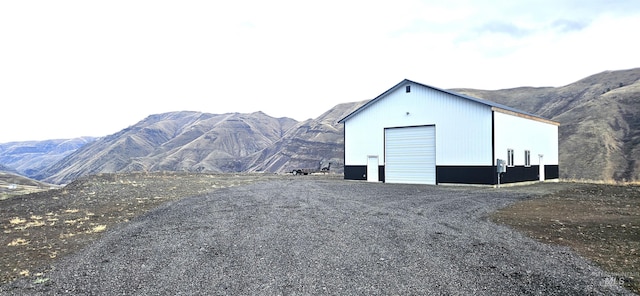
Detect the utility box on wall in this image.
<box><xmin>497</xmin><ymin>159</ymin><xmax>507</xmax><ymax>173</ymax></box>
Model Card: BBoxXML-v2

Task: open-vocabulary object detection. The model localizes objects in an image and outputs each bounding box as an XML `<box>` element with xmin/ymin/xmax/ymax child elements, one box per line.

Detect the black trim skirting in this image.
<box><xmin>344</xmin><ymin>164</ymin><xmax>560</xmax><ymax>185</ymax></box>
<box><xmin>545</xmin><ymin>165</ymin><xmax>560</xmax><ymax>179</ymax></box>
<box><xmin>495</xmin><ymin>165</ymin><xmax>540</xmax><ymax>184</ymax></box>
<box><xmin>344</xmin><ymin>165</ymin><xmax>366</xmax><ymax>180</ymax></box>
<box><xmin>344</xmin><ymin>165</ymin><xmax>384</xmax><ymax>181</ymax></box>
<box><xmin>437</xmin><ymin>166</ymin><xmax>497</xmax><ymax>185</ymax></box>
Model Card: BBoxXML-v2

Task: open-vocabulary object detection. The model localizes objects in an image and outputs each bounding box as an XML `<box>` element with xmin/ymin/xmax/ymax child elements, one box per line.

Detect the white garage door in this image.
<box><xmin>385</xmin><ymin>126</ymin><xmax>436</xmax><ymax>185</ymax></box>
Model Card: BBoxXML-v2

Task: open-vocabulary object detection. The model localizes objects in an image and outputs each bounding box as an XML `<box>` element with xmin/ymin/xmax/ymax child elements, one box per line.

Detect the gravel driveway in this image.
<box><xmin>2</xmin><ymin>178</ymin><xmax>633</xmax><ymax>295</ymax></box>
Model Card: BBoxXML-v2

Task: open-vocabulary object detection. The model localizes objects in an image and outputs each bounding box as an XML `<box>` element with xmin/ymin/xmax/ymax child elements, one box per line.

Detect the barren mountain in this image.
<box><xmin>0</xmin><ymin>137</ymin><xmax>95</xmax><ymax>178</ymax></box>
<box><xmin>245</xmin><ymin>100</ymin><xmax>367</xmax><ymax>173</ymax></box>
<box><xmin>0</xmin><ymin>164</ymin><xmax>18</xmax><ymax>174</ymax></box>
<box><xmin>38</xmin><ymin>111</ymin><xmax>297</xmax><ymax>184</ymax></box>
<box><xmin>455</xmin><ymin>68</ymin><xmax>640</xmax><ymax>181</ymax></box>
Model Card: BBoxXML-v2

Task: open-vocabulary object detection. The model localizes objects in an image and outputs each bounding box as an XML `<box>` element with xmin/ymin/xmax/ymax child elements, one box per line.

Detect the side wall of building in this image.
<box><xmin>493</xmin><ymin>111</ymin><xmax>559</xmax><ymax>182</ymax></box>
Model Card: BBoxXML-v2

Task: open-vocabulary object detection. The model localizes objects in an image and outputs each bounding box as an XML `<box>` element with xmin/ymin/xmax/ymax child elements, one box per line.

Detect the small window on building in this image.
<box><xmin>524</xmin><ymin>150</ymin><xmax>531</xmax><ymax>167</ymax></box>
<box><xmin>507</xmin><ymin>149</ymin><xmax>514</xmax><ymax>167</ymax></box>
<box><xmin>406</xmin><ymin>85</ymin><xmax>411</xmax><ymax>93</ymax></box>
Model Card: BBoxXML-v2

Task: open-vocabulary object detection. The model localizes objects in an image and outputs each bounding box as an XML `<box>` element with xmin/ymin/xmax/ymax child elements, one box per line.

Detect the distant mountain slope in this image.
<box><xmin>0</xmin><ymin>164</ymin><xmax>19</xmax><ymax>175</ymax></box>
<box><xmin>0</xmin><ymin>171</ymin><xmax>52</xmax><ymax>188</ymax></box>
<box><xmin>38</xmin><ymin>103</ymin><xmax>365</xmax><ymax>184</ymax></box>
<box><xmin>39</xmin><ymin>111</ymin><xmax>297</xmax><ymax>184</ymax></box>
<box><xmin>0</xmin><ymin>137</ymin><xmax>96</xmax><ymax>178</ymax></box>
<box><xmin>245</xmin><ymin>100</ymin><xmax>367</xmax><ymax>173</ymax></box>
<box><xmin>454</xmin><ymin>68</ymin><xmax>640</xmax><ymax>181</ymax></box>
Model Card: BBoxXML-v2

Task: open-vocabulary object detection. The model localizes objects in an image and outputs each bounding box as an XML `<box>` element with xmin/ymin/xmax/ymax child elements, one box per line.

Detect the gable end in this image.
<box><xmin>339</xmin><ymin>79</ymin><xmax>556</xmax><ymax>125</ymax></box>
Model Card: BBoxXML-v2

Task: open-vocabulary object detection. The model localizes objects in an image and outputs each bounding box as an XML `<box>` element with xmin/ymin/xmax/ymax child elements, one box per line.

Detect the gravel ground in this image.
<box><xmin>1</xmin><ymin>178</ymin><xmax>633</xmax><ymax>295</ymax></box>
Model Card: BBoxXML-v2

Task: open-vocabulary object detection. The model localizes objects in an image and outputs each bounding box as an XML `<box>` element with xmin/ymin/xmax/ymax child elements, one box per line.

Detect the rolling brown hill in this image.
<box><xmin>0</xmin><ymin>171</ymin><xmax>51</xmax><ymax>189</ymax></box>
<box><xmin>455</xmin><ymin>67</ymin><xmax>640</xmax><ymax>181</ymax></box>
<box><xmin>0</xmin><ymin>171</ymin><xmax>56</xmax><ymax>199</ymax></box>
<box><xmin>36</xmin><ymin>102</ymin><xmax>366</xmax><ymax>184</ymax></box>
<box><xmin>244</xmin><ymin>100</ymin><xmax>367</xmax><ymax>173</ymax></box>
<box><xmin>38</xmin><ymin>111</ymin><xmax>298</xmax><ymax>184</ymax></box>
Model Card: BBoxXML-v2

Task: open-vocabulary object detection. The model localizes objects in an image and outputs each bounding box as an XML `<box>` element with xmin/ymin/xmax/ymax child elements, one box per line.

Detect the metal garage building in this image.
<box><xmin>339</xmin><ymin>79</ymin><xmax>559</xmax><ymax>185</ymax></box>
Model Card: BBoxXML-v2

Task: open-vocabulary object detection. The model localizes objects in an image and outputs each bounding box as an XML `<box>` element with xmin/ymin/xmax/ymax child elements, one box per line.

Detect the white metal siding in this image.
<box><xmin>385</xmin><ymin>126</ymin><xmax>436</xmax><ymax>185</ymax></box>
<box><xmin>493</xmin><ymin>111</ymin><xmax>559</xmax><ymax>166</ymax></box>
<box><xmin>343</xmin><ymin>83</ymin><xmax>493</xmax><ymax>167</ymax></box>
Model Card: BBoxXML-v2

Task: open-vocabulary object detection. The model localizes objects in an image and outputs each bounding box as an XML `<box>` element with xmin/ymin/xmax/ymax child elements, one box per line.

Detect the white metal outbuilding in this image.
<box><xmin>339</xmin><ymin>79</ymin><xmax>559</xmax><ymax>185</ymax></box>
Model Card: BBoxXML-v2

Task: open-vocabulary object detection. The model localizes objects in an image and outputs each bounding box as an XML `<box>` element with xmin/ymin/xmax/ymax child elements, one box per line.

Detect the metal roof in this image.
<box><xmin>338</xmin><ymin>79</ymin><xmax>557</xmax><ymax>124</ymax></box>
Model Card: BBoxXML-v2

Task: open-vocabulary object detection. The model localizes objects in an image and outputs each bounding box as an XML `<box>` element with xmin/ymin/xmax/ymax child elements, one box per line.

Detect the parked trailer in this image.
<box><xmin>290</xmin><ymin>163</ymin><xmax>331</xmax><ymax>175</ymax></box>
<box><xmin>290</xmin><ymin>169</ymin><xmax>314</xmax><ymax>175</ymax></box>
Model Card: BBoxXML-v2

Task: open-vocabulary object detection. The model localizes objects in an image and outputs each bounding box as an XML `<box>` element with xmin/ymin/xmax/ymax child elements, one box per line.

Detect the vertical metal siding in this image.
<box><xmin>344</xmin><ymin>83</ymin><xmax>493</xmax><ymax>167</ymax></box>
<box><xmin>493</xmin><ymin>112</ymin><xmax>559</xmax><ymax>166</ymax></box>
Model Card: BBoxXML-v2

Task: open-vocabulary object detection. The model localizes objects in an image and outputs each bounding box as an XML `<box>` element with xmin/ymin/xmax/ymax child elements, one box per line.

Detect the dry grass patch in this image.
<box><xmin>89</xmin><ymin>225</ymin><xmax>107</xmax><ymax>233</ymax></box>
<box><xmin>7</xmin><ymin>238</ymin><xmax>30</xmax><ymax>247</ymax></box>
<box><xmin>0</xmin><ymin>181</ymin><xmax>56</xmax><ymax>201</ymax></box>
<box><xmin>562</xmin><ymin>178</ymin><xmax>640</xmax><ymax>186</ymax></box>
<box><xmin>9</xmin><ymin>217</ymin><xmax>26</xmax><ymax>225</ymax></box>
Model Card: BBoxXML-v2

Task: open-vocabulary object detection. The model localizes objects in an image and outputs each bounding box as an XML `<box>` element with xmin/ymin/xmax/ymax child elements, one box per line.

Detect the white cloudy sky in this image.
<box><xmin>1</xmin><ymin>0</ymin><xmax>639</xmax><ymax>142</ymax></box>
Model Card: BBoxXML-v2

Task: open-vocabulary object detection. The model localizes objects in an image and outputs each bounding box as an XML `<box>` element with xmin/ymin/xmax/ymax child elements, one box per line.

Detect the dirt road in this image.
<box><xmin>1</xmin><ymin>178</ymin><xmax>633</xmax><ymax>295</ymax></box>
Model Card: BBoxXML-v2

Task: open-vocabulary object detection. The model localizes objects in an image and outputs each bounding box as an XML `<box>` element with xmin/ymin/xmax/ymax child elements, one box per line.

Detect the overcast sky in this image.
<box><xmin>1</xmin><ymin>0</ymin><xmax>639</xmax><ymax>143</ymax></box>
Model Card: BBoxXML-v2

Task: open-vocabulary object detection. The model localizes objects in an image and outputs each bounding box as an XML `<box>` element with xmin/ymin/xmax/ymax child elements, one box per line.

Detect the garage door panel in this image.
<box><xmin>385</xmin><ymin>126</ymin><xmax>436</xmax><ymax>185</ymax></box>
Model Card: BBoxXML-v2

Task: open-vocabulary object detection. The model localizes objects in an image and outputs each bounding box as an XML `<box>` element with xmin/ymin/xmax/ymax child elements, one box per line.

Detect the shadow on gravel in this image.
<box><xmin>1</xmin><ymin>176</ymin><xmax>635</xmax><ymax>295</ymax></box>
